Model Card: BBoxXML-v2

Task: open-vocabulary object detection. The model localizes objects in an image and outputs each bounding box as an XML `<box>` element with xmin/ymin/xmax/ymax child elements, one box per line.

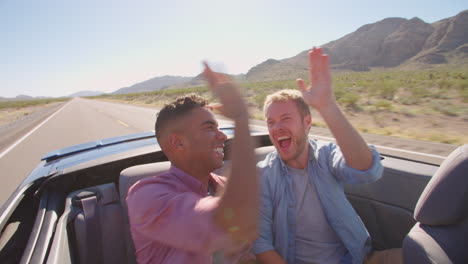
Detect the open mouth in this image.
<box><xmin>277</xmin><ymin>136</ymin><xmax>292</xmax><ymax>150</ymax></box>
<box><xmin>214</xmin><ymin>147</ymin><xmax>224</xmax><ymax>158</ymax></box>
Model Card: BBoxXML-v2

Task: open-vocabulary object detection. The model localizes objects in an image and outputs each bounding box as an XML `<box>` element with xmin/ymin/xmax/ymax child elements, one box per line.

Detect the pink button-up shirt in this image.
<box><xmin>127</xmin><ymin>165</ymin><xmax>245</xmax><ymax>264</ymax></box>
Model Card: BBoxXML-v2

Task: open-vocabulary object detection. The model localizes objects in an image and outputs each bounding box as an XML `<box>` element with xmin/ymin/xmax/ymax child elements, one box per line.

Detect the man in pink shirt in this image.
<box><xmin>126</xmin><ymin>63</ymin><xmax>258</xmax><ymax>264</ymax></box>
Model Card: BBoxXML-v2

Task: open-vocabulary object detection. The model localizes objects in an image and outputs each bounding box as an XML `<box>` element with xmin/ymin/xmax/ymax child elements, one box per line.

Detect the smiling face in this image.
<box><xmin>178</xmin><ymin>107</ymin><xmax>227</xmax><ymax>173</ymax></box>
<box><xmin>265</xmin><ymin>100</ymin><xmax>311</xmax><ymax>169</ymax></box>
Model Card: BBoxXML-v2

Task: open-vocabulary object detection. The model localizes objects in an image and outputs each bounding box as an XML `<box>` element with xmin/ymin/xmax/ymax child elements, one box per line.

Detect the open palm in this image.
<box><xmin>296</xmin><ymin>47</ymin><xmax>335</xmax><ymax>111</ymax></box>
<box><xmin>202</xmin><ymin>62</ymin><xmax>247</xmax><ymax>120</ymax></box>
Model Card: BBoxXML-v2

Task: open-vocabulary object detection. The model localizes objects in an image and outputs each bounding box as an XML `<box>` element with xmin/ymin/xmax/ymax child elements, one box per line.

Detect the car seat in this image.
<box><xmin>402</xmin><ymin>144</ymin><xmax>468</xmax><ymax>263</ymax></box>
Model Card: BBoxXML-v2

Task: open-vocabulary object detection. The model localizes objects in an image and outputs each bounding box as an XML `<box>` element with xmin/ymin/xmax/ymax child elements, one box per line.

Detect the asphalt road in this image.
<box><xmin>0</xmin><ymin>98</ymin><xmax>459</xmax><ymax>207</ymax></box>
<box><xmin>0</xmin><ymin>98</ymin><xmax>159</xmax><ymax>206</ymax></box>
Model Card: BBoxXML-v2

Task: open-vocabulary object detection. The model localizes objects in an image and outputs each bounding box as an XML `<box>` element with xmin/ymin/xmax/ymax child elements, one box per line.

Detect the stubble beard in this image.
<box><xmin>280</xmin><ymin>127</ymin><xmax>309</xmax><ymax>166</ymax></box>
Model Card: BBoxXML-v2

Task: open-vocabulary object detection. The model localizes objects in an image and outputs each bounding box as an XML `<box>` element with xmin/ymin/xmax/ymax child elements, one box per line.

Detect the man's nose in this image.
<box><xmin>217</xmin><ymin>130</ymin><xmax>227</xmax><ymax>141</ymax></box>
<box><xmin>270</xmin><ymin>122</ymin><xmax>283</xmax><ymax>132</ymax></box>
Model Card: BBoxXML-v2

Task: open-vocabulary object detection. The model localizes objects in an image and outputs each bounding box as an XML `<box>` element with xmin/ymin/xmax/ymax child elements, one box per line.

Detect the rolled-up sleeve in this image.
<box><xmin>253</xmin><ymin>174</ymin><xmax>275</xmax><ymax>255</ymax></box>
<box><xmin>127</xmin><ymin>184</ymin><xmax>228</xmax><ymax>253</ymax></box>
<box><xmin>328</xmin><ymin>143</ymin><xmax>384</xmax><ymax>184</ymax></box>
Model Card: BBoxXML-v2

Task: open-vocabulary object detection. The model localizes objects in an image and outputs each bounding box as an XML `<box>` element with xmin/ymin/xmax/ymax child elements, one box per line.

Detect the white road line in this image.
<box><xmin>118</xmin><ymin>120</ymin><xmax>129</xmax><ymax>127</ymax></box>
<box><xmin>312</xmin><ymin>135</ymin><xmax>447</xmax><ymax>159</ymax></box>
<box><xmin>249</xmin><ymin>124</ymin><xmax>447</xmax><ymax>160</ymax></box>
<box><xmin>373</xmin><ymin>145</ymin><xmax>447</xmax><ymax>159</ymax></box>
<box><xmin>0</xmin><ymin>101</ymin><xmax>71</xmax><ymax>160</ymax></box>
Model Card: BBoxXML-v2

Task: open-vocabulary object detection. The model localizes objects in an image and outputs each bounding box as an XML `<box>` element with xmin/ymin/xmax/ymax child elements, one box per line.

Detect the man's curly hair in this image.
<box><xmin>155</xmin><ymin>94</ymin><xmax>208</xmax><ymax>143</ymax></box>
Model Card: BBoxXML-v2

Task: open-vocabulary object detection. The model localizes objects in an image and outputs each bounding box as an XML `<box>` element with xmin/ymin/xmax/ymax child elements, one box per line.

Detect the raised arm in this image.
<box><xmin>296</xmin><ymin>47</ymin><xmax>373</xmax><ymax>171</ymax></box>
<box><xmin>203</xmin><ymin>63</ymin><xmax>259</xmax><ymax>242</ymax></box>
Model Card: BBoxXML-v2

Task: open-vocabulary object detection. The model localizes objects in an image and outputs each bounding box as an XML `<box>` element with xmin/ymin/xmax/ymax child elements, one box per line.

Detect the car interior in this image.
<box><xmin>0</xmin><ymin>134</ymin><xmax>466</xmax><ymax>264</ymax></box>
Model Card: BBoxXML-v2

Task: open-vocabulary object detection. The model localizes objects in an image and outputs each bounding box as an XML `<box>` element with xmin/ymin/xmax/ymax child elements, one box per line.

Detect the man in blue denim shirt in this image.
<box><xmin>253</xmin><ymin>48</ymin><xmax>401</xmax><ymax>264</ymax></box>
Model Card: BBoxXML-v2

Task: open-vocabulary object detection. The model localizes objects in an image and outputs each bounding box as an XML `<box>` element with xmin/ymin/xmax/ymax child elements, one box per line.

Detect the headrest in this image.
<box><xmin>415</xmin><ymin>144</ymin><xmax>468</xmax><ymax>225</ymax></box>
<box><xmin>119</xmin><ymin>161</ymin><xmax>171</xmax><ymax>205</ymax></box>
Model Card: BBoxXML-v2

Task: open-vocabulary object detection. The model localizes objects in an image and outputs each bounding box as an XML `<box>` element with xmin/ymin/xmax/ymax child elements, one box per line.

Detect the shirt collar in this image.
<box><xmin>169</xmin><ymin>165</ymin><xmax>220</xmax><ymax>196</ymax></box>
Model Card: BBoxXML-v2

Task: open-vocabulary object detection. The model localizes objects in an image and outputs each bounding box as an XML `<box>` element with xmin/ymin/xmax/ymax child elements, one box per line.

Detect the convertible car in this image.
<box><xmin>0</xmin><ymin>125</ymin><xmax>466</xmax><ymax>264</ymax></box>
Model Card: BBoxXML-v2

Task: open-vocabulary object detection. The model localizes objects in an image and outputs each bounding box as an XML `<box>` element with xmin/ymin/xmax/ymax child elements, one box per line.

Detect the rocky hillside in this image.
<box><xmin>246</xmin><ymin>9</ymin><xmax>468</xmax><ymax>80</ymax></box>
<box><xmin>68</xmin><ymin>91</ymin><xmax>104</xmax><ymax>97</ymax></box>
<box><xmin>0</xmin><ymin>95</ymin><xmax>51</xmax><ymax>101</ymax></box>
<box><xmin>411</xmin><ymin>10</ymin><xmax>468</xmax><ymax>64</ymax></box>
<box><xmin>111</xmin><ymin>75</ymin><xmax>192</xmax><ymax>94</ymax></box>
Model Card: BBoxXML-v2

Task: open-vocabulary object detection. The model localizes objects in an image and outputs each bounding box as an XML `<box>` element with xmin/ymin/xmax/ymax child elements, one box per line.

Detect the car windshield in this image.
<box><xmin>1</xmin><ymin>1</ymin><xmax>466</xmax><ymax>209</ymax></box>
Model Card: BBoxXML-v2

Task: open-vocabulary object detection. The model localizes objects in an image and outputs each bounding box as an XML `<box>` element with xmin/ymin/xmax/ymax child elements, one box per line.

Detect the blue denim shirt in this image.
<box><xmin>253</xmin><ymin>140</ymin><xmax>384</xmax><ymax>264</ymax></box>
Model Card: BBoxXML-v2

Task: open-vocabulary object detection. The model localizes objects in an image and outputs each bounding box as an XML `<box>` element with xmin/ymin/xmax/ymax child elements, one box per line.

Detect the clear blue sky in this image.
<box><xmin>2</xmin><ymin>0</ymin><xmax>466</xmax><ymax>98</ymax></box>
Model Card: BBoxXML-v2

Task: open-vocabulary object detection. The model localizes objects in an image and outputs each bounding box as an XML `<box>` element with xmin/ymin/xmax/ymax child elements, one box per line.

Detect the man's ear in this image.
<box><xmin>169</xmin><ymin>133</ymin><xmax>184</xmax><ymax>150</ymax></box>
<box><xmin>304</xmin><ymin>114</ymin><xmax>312</xmax><ymax>130</ymax></box>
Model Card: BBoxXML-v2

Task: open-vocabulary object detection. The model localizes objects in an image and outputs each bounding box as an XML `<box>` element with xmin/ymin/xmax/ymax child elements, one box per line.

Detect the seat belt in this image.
<box><xmin>81</xmin><ymin>195</ymin><xmax>103</xmax><ymax>264</ymax></box>
<box><xmin>209</xmin><ymin>181</ymin><xmax>225</xmax><ymax>264</ymax></box>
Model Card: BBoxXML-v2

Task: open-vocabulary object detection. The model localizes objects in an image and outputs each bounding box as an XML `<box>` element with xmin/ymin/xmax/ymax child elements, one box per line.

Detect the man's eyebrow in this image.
<box><xmin>281</xmin><ymin>112</ymin><xmax>293</xmax><ymax>117</ymax></box>
<box><xmin>267</xmin><ymin>111</ymin><xmax>297</xmax><ymax>121</ymax></box>
<box><xmin>201</xmin><ymin>120</ymin><xmax>217</xmax><ymax>126</ymax></box>
<box><xmin>270</xmin><ymin>112</ymin><xmax>294</xmax><ymax>119</ymax></box>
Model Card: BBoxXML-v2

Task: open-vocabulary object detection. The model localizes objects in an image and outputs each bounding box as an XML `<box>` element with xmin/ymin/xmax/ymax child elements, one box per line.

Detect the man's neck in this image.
<box><xmin>172</xmin><ymin>161</ymin><xmax>211</xmax><ymax>186</ymax></box>
<box><xmin>190</xmin><ymin>171</ymin><xmax>211</xmax><ymax>187</ymax></box>
<box><xmin>284</xmin><ymin>143</ymin><xmax>310</xmax><ymax>169</ymax></box>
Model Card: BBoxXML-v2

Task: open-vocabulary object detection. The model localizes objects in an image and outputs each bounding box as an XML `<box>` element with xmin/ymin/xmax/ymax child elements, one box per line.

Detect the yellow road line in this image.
<box><xmin>117</xmin><ymin>120</ymin><xmax>129</xmax><ymax>127</ymax></box>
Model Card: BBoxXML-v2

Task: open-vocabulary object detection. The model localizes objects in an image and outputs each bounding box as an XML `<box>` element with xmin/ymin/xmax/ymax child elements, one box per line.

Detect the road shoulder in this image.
<box><xmin>0</xmin><ymin>102</ymin><xmax>67</xmax><ymax>152</ymax></box>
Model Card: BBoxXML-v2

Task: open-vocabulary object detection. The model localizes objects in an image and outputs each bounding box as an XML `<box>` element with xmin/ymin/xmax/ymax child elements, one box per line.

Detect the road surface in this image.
<box><xmin>0</xmin><ymin>98</ymin><xmax>158</xmax><ymax>206</ymax></box>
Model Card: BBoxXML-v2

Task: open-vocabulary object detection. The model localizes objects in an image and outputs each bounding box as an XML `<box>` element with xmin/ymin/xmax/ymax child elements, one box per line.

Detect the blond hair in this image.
<box><xmin>263</xmin><ymin>89</ymin><xmax>311</xmax><ymax>118</ymax></box>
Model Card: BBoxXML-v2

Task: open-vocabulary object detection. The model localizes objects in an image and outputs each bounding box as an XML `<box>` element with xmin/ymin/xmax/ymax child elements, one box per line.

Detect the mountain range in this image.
<box><xmin>245</xmin><ymin>9</ymin><xmax>468</xmax><ymax>80</ymax></box>
<box><xmin>0</xmin><ymin>95</ymin><xmax>49</xmax><ymax>102</ymax></box>
<box><xmin>68</xmin><ymin>91</ymin><xmax>104</xmax><ymax>97</ymax></box>
<box><xmin>110</xmin><ymin>75</ymin><xmax>192</xmax><ymax>95</ymax></box>
<box><xmin>4</xmin><ymin>9</ymin><xmax>467</xmax><ymax>100</ymax></box>
<box><xmin>124</xmin><ymin>9</ymin><xmax>467</xmax><ymax>88</ymax></box>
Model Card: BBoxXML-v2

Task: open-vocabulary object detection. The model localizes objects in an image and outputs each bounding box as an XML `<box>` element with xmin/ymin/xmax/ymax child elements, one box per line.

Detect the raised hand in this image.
<box><xmin>203</xmin><ymin>62</ymin><xmax>248</xmax><ymax>120</ymax></box>
<box><xmin>203</xmin><ymin>62</ymin><xmax>259</xmax><ymax>243</ymax></box>
<box><xmin>296</xmin><ymin>47</ymin><xmax>335</xmax><ymax>111</ymax></box>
